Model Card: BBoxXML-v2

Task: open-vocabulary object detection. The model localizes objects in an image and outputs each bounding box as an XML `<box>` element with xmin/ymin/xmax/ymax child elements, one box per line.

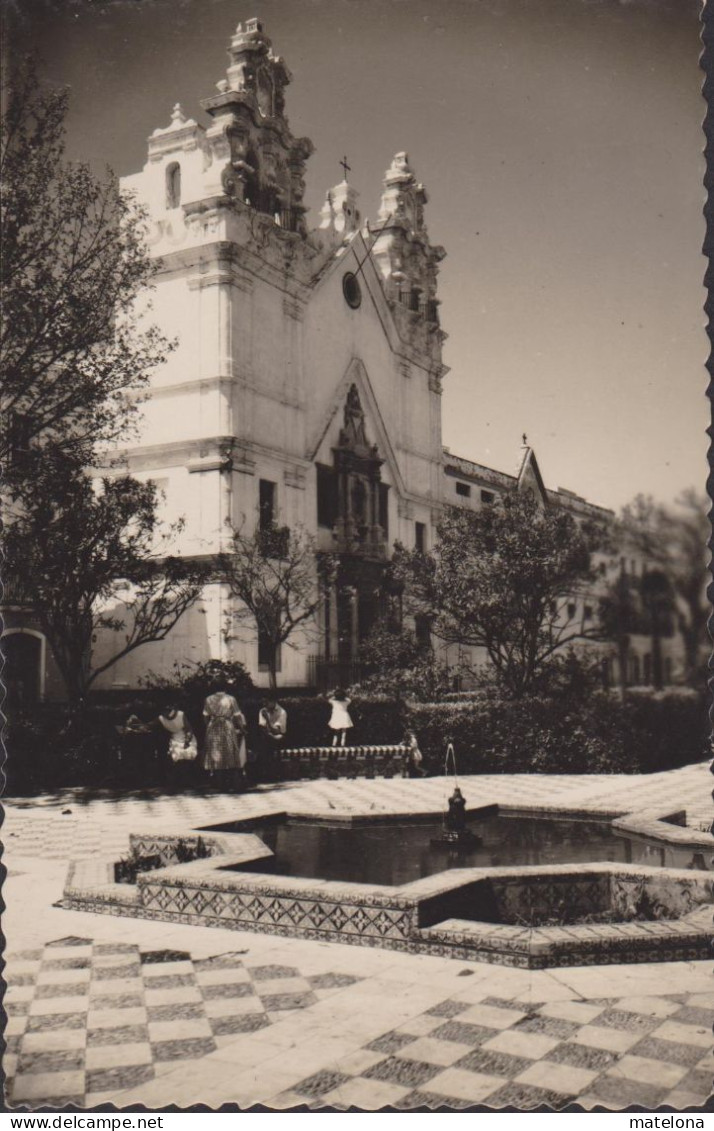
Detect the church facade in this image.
<box><xmin>93</xmin><ymin>18</ymin><xmax>447</xmax><ymax>690</ymax></box>
<box><xmin>3</xmin><ymin>18</ymin><xmax>680</xmax><ymax>698</ymax></box>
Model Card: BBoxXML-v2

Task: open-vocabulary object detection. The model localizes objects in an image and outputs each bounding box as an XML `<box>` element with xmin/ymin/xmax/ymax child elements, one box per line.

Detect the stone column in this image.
<box><xmin>349</xmin><ymin>588</ymin><xmax>359</xmax><ymax>665</ymax></box>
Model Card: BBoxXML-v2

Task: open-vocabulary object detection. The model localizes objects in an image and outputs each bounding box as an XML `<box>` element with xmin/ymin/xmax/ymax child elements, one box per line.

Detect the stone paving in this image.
<box><xmin>3</xmin><ymin>762</ymin><xmax>713</xmax><ymax>1111</ymax></box>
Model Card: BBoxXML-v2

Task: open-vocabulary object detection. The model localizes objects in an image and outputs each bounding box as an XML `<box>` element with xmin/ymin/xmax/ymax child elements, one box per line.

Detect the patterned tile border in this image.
<box><xmin>62</xmin><ymin>816</ymin><xmax>714</xmax><ymax>969</ymax></box>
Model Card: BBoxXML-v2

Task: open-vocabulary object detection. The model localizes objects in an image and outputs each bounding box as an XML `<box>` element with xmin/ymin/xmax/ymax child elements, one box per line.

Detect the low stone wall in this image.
<box><xmin>62</xmin><ymin>825</ymin><xmax>714</xmax><ymax>970</ymax></box>
<box><xmin>418</xmin><ymin>865</ymin><xmax>712</xmax><ymax>930</ymax></box>
<box><xmin>418</xmin><ymin>871</ymin><xmax>612</xmax><ymax>929</ymax></box>
<box><xmin>279</xmin><ymin>745</ymin><xmax>410</xmax><ymax>780</ymax></box>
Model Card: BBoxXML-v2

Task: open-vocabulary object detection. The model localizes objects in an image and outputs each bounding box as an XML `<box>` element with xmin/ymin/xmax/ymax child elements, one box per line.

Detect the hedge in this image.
<box><xmin>407</xmin><ymin>688</ymin><xmax>709</xmax><ymax>776</ymax></box>
<box><xmin>2</xmin><ymin>693</ymin><xmax>408</xmax><ymax>794</ymax></box>
<box><xmin>2</xmin><ymin>686</ymin><xmax>708</xmax><ymax>794</ymax></box>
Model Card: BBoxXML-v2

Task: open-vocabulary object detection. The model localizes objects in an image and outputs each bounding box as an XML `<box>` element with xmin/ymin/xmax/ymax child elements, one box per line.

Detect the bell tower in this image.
<box><xmin>199</xmin><ymin>18</ymin><xmax>314</xmax><ymax>234</ymax></box>
<box><xmin>371</xmin><ymin>152</ymin><xmax>445</xmax><ymax>328</ymax></box>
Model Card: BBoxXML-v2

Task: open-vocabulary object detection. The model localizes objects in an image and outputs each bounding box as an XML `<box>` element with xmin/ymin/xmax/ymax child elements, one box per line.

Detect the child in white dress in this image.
<box><xmin>327</xmin><ymin>689</ymin><xmax>353</xmax><ymax>747</ymax></box>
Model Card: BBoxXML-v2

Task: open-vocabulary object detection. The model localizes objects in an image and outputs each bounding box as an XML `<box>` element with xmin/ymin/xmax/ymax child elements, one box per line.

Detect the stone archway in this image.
<box><xmin>2</xmin><ymin>630</ymin><xmax>45</xmax><ymax>706</ymax></box>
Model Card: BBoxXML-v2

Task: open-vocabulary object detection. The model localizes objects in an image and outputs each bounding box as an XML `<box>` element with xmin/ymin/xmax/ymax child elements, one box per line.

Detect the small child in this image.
<box><xmin>327</xmin><ymin>688</ymin><xmax>353</xmax><ymax>747</ymax></box>
<box><xmin>403</xmin><ymin>728</ymin><xmax>425</xmax><ymax>777</ymax></box>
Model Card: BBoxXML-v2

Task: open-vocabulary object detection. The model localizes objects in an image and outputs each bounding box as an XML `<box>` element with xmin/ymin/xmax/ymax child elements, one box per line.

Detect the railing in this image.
<box><xmin>279</xmin><ymin>744</ymin><xmax>409</xmax><ymax>781</ymax></box>
<box><xmin>307</xmin><ymin>656</ymin><xmax>363</xmax><ymax>691</ymax></box>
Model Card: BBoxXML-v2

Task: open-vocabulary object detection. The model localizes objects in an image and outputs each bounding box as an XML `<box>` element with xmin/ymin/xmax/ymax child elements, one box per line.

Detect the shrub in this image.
<box><xmin>4</xmin><ymin>703</ymin><xmax>130</xmax><ymax>794</ymax></box>
<box><xmin>142</xmin><ymin>660</ymin><xmax>254</xmax><ymax>706</ymax></box>
<box><xmin>406</xmin><ymin>687</ymin><xmax>708</xmax><ymax>776</ymax></box>
<box><xmin>353</xmin><ymin>625</ymin><xmax>455</xmax><ymax>703</ymax></box>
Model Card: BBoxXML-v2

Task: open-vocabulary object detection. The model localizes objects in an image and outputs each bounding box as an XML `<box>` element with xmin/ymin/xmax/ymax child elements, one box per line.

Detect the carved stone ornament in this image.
<box><xmin>339</xmin><ymin>384</ymin><xmax>369</xmax><ymax>450</ymax></box>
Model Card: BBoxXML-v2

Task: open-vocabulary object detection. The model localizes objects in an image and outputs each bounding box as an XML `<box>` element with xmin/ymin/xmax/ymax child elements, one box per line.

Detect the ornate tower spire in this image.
<box><xmin>199</xmin><ymin>18</ymin><xmax>314</xmax><ymax>235</ymax></box>
<box><xmin>371</xmin><ymin>152</ymin><xmax>445</xmax><ymax>326</ymax></box>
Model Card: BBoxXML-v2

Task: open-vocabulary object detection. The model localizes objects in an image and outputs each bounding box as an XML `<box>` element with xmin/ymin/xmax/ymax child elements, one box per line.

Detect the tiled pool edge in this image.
<box><xmin>63</xmin><ymin>845</ymin><xmax>714</xmax><ymax>971</ymax></box>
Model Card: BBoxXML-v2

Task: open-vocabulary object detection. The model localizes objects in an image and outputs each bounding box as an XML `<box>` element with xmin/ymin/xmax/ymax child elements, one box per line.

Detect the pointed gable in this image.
<box><xmin>516</xmin><ymin>445</ymin><xmax>549</xmax><ymax>507</ymax></box>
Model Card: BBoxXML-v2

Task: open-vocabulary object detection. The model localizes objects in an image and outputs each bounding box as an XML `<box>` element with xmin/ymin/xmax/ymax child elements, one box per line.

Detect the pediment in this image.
<box><xmin>516</xmin><ymin>446</ymin><xmax>549</xmax><ymax>507</ymax></box>
<box><xmin>308</xmin><ymin>359</ymin><xmax>405</xmax><ymax>495</ymax></box>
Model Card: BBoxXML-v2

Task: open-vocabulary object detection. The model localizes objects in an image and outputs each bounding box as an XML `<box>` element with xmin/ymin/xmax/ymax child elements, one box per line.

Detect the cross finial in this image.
<box><xmin>522</xmin><ymin>432</ymin><xmax>528</xmax><ymax>446</ymax></box>
<box><xmin>340</xmin><ymin>155</ymin><xmax>351</xmax><ymax>180</ymax></box>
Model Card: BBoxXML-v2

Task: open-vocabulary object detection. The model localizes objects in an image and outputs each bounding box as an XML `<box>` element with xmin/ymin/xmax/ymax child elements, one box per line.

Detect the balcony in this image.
<box><xmin>2</xmin><ymin>570</ymin><xmax>33</xmax><ymax>608</ymax></box>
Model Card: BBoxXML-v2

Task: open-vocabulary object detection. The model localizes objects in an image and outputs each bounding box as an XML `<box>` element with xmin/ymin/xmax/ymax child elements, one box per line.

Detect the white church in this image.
<box><xmin>6</xmin><ymin>18</ymin><xmax>675</xmax><ymax>698</ymax></box>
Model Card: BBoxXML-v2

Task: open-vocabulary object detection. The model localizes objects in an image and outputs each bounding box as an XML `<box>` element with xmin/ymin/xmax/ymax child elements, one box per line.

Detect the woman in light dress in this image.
<box><xmin>202</xmin><ymin>684</ymin><xmax>247</xmax><ymax>788</ymax></box>
<box><xmin>327</xmin><ymin>688</ymin><xmax>354</xmax><ymax>747</ymax></box>
<box><xmin>157</xmin><ymin>701</ymin><xmax>197</xmax><ymax>789</ymax></box>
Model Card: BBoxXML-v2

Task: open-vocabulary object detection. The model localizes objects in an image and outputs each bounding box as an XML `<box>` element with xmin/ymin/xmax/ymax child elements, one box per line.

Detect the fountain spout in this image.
<box><xmin>431</xmin><ymin>744</ymin><xmax>482</xmax><ymax>847</ymax></box>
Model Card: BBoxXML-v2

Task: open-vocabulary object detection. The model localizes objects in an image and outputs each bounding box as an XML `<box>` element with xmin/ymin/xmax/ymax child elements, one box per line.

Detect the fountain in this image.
<box><xmin>431</xmin><ymin>744</ymin><xmax>482</xmax><ymax>847</ymax></box>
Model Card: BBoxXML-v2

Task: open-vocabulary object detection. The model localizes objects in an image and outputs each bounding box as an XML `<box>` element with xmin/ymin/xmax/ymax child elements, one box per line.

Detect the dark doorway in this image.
<box><xmin>3</xmin><ymin>632</ymin><xmax>42</xmax><ymax>707</ymax></box>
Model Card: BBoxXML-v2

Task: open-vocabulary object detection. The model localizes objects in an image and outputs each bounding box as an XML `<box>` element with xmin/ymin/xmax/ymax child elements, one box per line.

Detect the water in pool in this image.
<box><xmin>214</xmin><ymin>815</ymin><xmax>658</xmax><ymax>887</ymax></box>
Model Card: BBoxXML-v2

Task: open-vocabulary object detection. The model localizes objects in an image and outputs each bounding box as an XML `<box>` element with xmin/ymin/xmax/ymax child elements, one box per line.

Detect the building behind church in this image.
<box><xmin>1</xmin><ymin>18</ymin><xmax>682</xmax><ymax>699</ymax></box>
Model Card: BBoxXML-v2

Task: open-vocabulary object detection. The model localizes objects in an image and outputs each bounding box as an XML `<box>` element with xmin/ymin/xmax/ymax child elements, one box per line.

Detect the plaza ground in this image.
<box><xmin>3</xmin><ymin>763</ymin><xmax>713</xmax><ymax>1111</ymax></box>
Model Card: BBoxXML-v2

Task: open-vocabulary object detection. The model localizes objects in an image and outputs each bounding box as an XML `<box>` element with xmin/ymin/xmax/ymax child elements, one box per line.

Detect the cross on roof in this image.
<box><xmin>340</xmin><ymin>155</ymin><xmax>351</xmax><ymax>180</ymax></box>
<box><xmin>522</xmin><ymin>432</ymin><xmax>528</xmax><ymax>446</ymax></box>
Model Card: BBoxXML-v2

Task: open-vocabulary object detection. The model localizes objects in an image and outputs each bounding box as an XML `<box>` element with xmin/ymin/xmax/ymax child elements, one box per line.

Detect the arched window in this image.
<box><xmin>2</xmin><ymin>629</ymin><xmax>46</xmax><ymax>704</ymax></box>
<box><xmin>166</xmin><ymin>162</ymin><xmax>181</xmax><ymax>209</ymax></box>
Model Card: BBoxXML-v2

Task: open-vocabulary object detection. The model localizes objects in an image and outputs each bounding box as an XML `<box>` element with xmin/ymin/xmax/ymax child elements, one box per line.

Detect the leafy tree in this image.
<box><xmin>1</xmin><ymin>59</ymin><xmax>171</xmax><ymax>481</ymax></box>
<box><xmin>660</xmin><ymin>490</ymin><xmax>709</xmax><ymax>684</ymax></box>
<box><xmin>355</xmin><ymin>623</ymin><xmax>454</xmax><ymax>703</ymax></box>
<box><xmin>3</xmin><ymin>454</ymin><xmax>206</xmax><ymax>709</ymax></box>
<box><xmin>393</xmin><ymin>490</ymin><xmax>604</xmax><ymax>698</ymax></box>
<box><xmin>620</xmin><ymin>490</ymin><xmax>708</xmax><ymax>686</ymax></box>
<box><xmin>219</xmin><ymin>523</ymin><xmax>336</xmax><ymax>692</ymax></box>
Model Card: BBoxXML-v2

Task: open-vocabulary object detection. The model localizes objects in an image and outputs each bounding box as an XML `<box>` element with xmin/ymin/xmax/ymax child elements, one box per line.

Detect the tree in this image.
<box><xmin>660</xmin><ymin>490</ymin><xmax>709</xmax><ymax>684</ymax></box>
<box><xmin>356</xmin><ymin>623</ymin><xmax>454</xmax><ymax>703</ymax></box>
<box><xmin>3</xmin><ymin>454</ymin><xmax>206</xmax><ymax>709</ymax></box>
<box><xmin>219</xmin><ymin>523</ymin><xmax>335</xmax><ymax>692</ymax></box>
<box><xmin>1</xmin><ymin>59</ymin><xmax>171</xmax><ymax>481</ymax></box>
<box><xmin>599</xmin><ymin>565</ymin><xmax>638</xmax><ymax>700</ymax></box>
<box><xmin>392</xmin><ymin>490</ymin><xmax>604</xmax><ymax>698</ymax></box>
<box><xmin>620</xmin><ymin>490</ymin><xmax>708</xmax><ymax>686</ymax></box>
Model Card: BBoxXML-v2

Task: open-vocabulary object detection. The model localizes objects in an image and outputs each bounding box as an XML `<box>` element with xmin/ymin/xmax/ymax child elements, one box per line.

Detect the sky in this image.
<box><xmin>6</xmin><ymin>0</ymin><xmax>707</xmax><ymax>513</ymax></box>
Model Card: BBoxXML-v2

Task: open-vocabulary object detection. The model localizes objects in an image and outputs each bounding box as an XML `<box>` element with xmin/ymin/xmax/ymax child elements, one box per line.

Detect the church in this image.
<box><xmin>4</xmin><ymin>17</ymin><xmax>676</xmax><ymax>698</ymax></box>
<box><xmin>98</xmin><ymin>17</ymin><xmax>666</xmax><ymax>692</ymax></box>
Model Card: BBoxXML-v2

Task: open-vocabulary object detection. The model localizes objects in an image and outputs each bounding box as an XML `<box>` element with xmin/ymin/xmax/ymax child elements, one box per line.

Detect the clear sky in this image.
<box><xmin>8</xmin><ymin>0</ymin><xmax>707</xmax><ymax>513</ymax></box>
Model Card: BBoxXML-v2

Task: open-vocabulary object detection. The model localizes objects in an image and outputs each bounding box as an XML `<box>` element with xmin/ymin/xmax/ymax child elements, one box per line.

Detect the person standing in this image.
<box><xmin>157</xmin><ymin>702</ymin><xmax>198</xmax><ymax>790</ymax></box>
<box><xmin>202</xmin><ymin>684</ymin><xmax>247</xmax><ymax>789</ymax></box>
<box><xmin>257</xmin><ymin>698</ymin><xmax>288</xmax><ymax>781</ymax></box>
<box><xmin>402</xmin><ymin>727</ymin><xmax>425</xmax><ymax>777</ymax></box>
<box><xmin>327</xmin><ymin>688</ymin><xmax>353</xmax><ymax>747</ymax></box>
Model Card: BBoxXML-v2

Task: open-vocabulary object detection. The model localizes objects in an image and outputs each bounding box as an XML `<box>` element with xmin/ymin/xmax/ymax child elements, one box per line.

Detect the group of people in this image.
<box><xmin>118</xmin><ymin>685</ymin><xmax>424</xmax><ymax>789</ymax></box>
<box><xmin>120</xmin><ymin>686</ymin><xmax>289</xmax><ymax>790</ymax></box>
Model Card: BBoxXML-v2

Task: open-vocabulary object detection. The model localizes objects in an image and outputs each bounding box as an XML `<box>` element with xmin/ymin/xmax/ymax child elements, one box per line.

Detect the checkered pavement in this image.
<box><xmin>4</xmin><ymin>763</ymin><xmax>713</xmax><ymax>1110</ymax></box>
<box><xmin>4</xmin><ymin>936</ymin><xmax>363</xmax><ymax>1108</ymax></box>
<box><xmin>278</xmin><ymin>994</ymin><xmax>714</xmax><ymax>1110</ymax></box>
<box><xmin>5</xmin><ymin>762</ymin><xmax>711</xmax><ymax>862</ymax></box>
